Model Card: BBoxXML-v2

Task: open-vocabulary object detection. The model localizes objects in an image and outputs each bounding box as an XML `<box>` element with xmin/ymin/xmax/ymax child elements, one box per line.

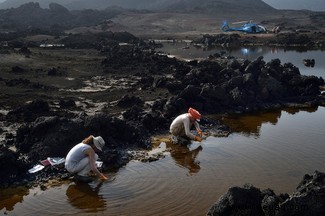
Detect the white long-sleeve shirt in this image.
<box><xmin>65</xmin><ymin>143</ymin><xmax>91</xmax><ymax>171</ymax></box>
<box><xmin>170</xmin><ymin>113</ymin><xmax>200</xmax><ymax>140</ymax></box>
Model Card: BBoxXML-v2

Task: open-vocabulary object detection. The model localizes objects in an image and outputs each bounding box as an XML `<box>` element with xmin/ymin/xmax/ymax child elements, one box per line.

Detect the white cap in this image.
<box><xmin>93</xmin><ymin>136</ymin><xmax>105</xmax><ymax>151</ymax></box>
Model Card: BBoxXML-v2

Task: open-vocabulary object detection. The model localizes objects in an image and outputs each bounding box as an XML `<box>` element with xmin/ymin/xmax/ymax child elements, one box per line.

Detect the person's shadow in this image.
<box><xmin>66</xmin><ymin>181</ymin><xmax>106</xmax><ymax>212</ymax></box>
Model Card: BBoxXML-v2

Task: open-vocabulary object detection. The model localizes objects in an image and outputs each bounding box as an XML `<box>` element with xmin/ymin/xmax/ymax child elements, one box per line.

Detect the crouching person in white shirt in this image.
<box><xmin>170</xmin><ymin>107</ymin><xmax>203</xmax><ymax>145</ymax></box>
<box><xmin>65</xmin><ymin>135</ymin><xmax>108</xmax><ymax>182</ymax></box>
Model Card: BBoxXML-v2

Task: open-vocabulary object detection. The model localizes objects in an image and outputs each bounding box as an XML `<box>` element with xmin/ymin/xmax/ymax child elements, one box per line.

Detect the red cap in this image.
<box><xmin>188</xmin><ymin>107</ymin><xmax>201</xmax><ymax>120</ymax></box>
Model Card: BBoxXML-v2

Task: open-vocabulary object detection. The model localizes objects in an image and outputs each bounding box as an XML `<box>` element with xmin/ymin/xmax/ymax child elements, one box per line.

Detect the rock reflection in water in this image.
<box><xmin>218</xmin><ymin>110</ymin><xmax>281</xmax><ymax>136</ymax></box>
<box><xmin>66</xmin><ymin>181</ymin><xmax>106</xmax><ymax>212</ymax></box>
<box><xmin>0</xmin><ymin>186</ymin><xmax>29</xmax><ymax>212</ymax></box>
<box><xmin>217</xmin><ymin>107</ymin><xmax>318</xmax><ymax>136</ymax></box>
<box><xmin>284</xmin><ymin>106</ymin><xmax>318</xmax><ymax>115</ymax></box>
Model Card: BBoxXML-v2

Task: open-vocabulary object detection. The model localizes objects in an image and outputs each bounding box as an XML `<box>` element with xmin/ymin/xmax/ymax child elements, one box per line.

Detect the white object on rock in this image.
<box><xmin>28</xmin><ymin>164</ymin><xmax>45</xmax><ymax>173</ymax></box>
<box><xmin>47</xmin><ymin>157</ymin><xmax>65</xmax><ymax>166</ymax></box>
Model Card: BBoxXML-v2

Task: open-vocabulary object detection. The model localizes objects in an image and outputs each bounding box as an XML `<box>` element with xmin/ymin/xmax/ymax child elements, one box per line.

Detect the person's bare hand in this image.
<box><xmin>101</xmin><ymin>174</ymin><xmax>108</xmax><ymax>180</ymax></box>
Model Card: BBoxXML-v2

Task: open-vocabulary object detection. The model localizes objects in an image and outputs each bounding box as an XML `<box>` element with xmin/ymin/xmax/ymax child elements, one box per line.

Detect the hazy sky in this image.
<box><xmin>263</xmin><ymin>0</ymin><xmax>325</xmax><ymax>11</ymax></box>
<box><xmin>0</xmin><ymin>0</ymin><xmax>324</xmax><ymax>11</ymax></box>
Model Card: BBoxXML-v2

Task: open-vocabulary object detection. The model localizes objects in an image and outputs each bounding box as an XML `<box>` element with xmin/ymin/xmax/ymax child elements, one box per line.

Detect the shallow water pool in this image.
<box><xmin>1</xmin><ymin>106</ymin><xmax>324</xmax><ymax>215</ymax></box>
<box><xmin>157</xmin><ymin>42</ymin><xmax>325</xmax><ymax>78</ymax></box>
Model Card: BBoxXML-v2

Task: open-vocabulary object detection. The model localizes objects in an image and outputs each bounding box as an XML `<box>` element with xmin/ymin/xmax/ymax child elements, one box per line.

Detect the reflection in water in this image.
<box><xmin>218</xmin><ymin>110</ymin><xmax>282</xmax><ymax>136</ymax></box>
<box><xmin>66</xmin><ymin>182</ymin><xmax>106</xmax><ymax>212</ymax></box>
<box><xmin>284</xmin><ymin>106</ymin><xmax>318</xmax><ymax>115</ymax></box>
<box><xmin>167</xmin><ymin>142</ymin><xmax>203</xmax><ymax>175</ymax></box>
<box><xmin>234</xmin><ymin>46</ymin><xmax>268</xmax><ymax>58</ymax></box>
<box><xmin>217</xmin><ymin>107</ymin><xmax>318</xmax><ymax>136</ymax></box>
<box><xmin>0</xmin><ymin>186</ymin><xmax>29</xmax><ymax>211</ymax></box>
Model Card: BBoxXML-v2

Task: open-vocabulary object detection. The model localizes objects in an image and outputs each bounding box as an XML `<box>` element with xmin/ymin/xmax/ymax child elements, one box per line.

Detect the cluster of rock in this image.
<box><xmin>193</xmin><ymin>33</ymin><xmax>325</xmax><ymax>48</ymax></box>
<box><xmin>303</xmin><ymin>59</ymin><xmax>315</xmax><ymax>67</ymax></box>
<box><xmin>207</xmin><ymin>170</ymin><xmax>325</xmax><ymax>216</ymax></box>
<box><xmin>0</xmin><ymin>105</ymin><xmax>151</xmax><ymax>187</ymax></box>
<box><xmin>101</xmin><ymin>43</ymin><xmax>324</xmax><ymax>115</ymax></box>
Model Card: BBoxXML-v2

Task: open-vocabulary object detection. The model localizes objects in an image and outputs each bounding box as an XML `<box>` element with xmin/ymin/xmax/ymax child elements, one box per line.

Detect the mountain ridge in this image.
<box><xmin>0</xmin><ymin>2</ymin><xmax>123</xmax><ymax>31</ymax></box>
<box><xmin>0</xmin><ymin>0</ymin><xmax>322</xmax><ymax>38</ymax></box>
<box><xmin>0</xmin><ymin>0</ymin><xmax>276</xmax><ymax>13</ymax></box>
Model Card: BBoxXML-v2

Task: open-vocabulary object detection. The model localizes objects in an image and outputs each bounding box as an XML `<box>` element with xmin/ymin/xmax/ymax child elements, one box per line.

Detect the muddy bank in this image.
<box><xmin>0</xmin><ymin>31</ymin><xmax>324</xmax><ymax>188</ymax></box>
<box><xmin>207</xmin><ymin>170</ymin><xmax>325</xmax><ymax>216</ymax></box>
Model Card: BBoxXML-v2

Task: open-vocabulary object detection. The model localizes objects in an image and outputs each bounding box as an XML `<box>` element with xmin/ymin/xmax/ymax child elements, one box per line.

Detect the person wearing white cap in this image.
<box><xmin>65</xmin><ymin>135</ymin><xmax>108</xmax><ymax>182</ymax></box>
<box><xmin>170</xmin><ymin>107</ymin><xmax>203</xmax><ymax>144</ymax></box>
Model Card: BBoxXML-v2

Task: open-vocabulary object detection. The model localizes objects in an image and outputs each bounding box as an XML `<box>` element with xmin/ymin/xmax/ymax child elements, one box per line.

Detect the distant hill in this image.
<box><xmin>65</xmin><ymin>0</ymin><xmax>258</xmax><ymax>11</ymax></box>
<box><xmin>0</xmin><ymin>0</ymin><xmax>76</xmax><ymax>9</ymax></box>
<box><xmin>0</xmin><ymin>0</ymin><xmax>280</xmax><ymax>32</ymax></box>
<box><xmin>160</xmin><ymin>0</ymin><xmax>277</xmax><ymax>14</ymax></box>
<box><xmin>0</xmin><ymin>2</ymin><xmax>124</xmax><ymax>31</ymax></box>
<box><xmin>0</xmin><ymin>0</ymin><xmax>276</xmax><ymax>14</ymax></box>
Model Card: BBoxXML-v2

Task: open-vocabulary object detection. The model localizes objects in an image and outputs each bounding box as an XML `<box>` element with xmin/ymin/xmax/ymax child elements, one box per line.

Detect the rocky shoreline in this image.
<box><xmin>207</xmin><ymin>170</ymin><xmax>325</xmax><ymax>216</ymax></box>
<box><xmin>192</xmin><ymin>32</ymin><xmax>325</xmax><ymax>48</ymax></box>
<box><xmin>0</xmin><ymin>31</ymin><xmax>324</xmax><ymax>214</ymax></box>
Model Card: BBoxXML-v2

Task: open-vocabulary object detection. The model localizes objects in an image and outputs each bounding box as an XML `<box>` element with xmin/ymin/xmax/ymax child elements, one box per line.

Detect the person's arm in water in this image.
<box><xmin>85</xmin><ymin>148</ymin><xmax>108</xmax><ymax>180</ymax></box>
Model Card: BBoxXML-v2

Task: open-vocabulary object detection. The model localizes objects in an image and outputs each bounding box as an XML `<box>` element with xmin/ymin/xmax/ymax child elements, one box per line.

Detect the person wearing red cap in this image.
<box><xmin>169</xmin><ymin>107</ymin><xmax>203</xmax><ymax>144</ymax></box>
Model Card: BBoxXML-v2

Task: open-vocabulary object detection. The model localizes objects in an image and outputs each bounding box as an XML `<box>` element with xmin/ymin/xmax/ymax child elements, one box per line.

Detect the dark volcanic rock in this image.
<box><xmin>5</xmin><ymin>78</ymin><xmax>30</xmax><ymax>87</ymax></box>
<box><xmin>15</xmin><ymin>113</ymin><xmax>150</xmax><ymax>167</ymax></box>
<box><xmin>0</xmin><ymin>110</ymin><xmax>154</xmax><ymax>186</ymax></box>
<box><xmin>277</xmin><ymin>171</ymin><xmax>325</xmax><ymax>216</ymax></box>
<box><xmin>59</xmin><ymin>99</ymin><xmax>76</xmax><ymax>108</ymax></box>
<box><xmin>0</xmin><ymin>146</ymin><xmax>28</xmax><ymax>186</ymax></box>
<box><xmin>117</xmin><ymin>95</ymin><xmax>144</xmax><ymax>108</ymax></box>
<box><xmin>7</xmin><ymin>99</ymin><xmax>50</xmax><ymax>122</ymax></box>
<box><xmin>193</xmin><ymin>33</ymin><xmax>322</xmax><ymax>48</ymax></box>
<box><xmin>275</xmin><ymin>33</ymin><xmax>314</xmax><ymax>46</ymax></box>
<box><xmin>11</xmin><ymin>66</ymin><xmax>25</xmax><ymax>73</ymax></box>
<box><xmin>193</xmin><ymin>34</ymin><xmax>242</xmax><ymax>47</ymax></box>
<box><xmin>18</xmin><ymin>46</ymin><xmax>31</xmax><ymax>56</ymax></box>
<box><xmin>48</xmin><ymin>67</ymin><xmax>64</xmax><ymax>76</ymax></box>
<box><xmin>303</xmin><ymin>59</ymin><xmax>315</xmax><ymax>67</ymax></box>
<box><xmin>207</xmin><ymin>184</ymin><xmax>264</xmax><ymax>216</ymax></box>
<box><xmin>207</xmin><ymin>171</ymin><xmax>325</xmax><ymax>216</ymax></box>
